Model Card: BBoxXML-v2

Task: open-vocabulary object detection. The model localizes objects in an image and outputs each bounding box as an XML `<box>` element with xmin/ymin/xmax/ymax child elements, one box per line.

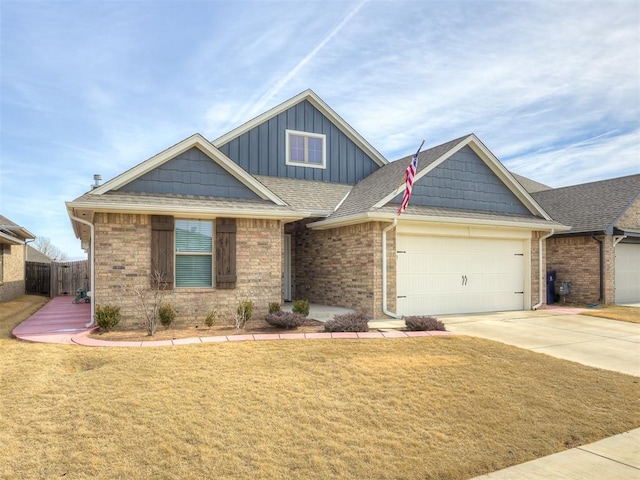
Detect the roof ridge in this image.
<box><xmin>541</xmin><ymin>173</ymin><xmax>640</xmax><ymax>193</ymax></box>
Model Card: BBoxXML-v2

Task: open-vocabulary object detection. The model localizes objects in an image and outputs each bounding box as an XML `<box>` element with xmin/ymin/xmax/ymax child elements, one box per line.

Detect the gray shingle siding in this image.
<box><xmin>390</xmin><ymin>146</ymin><xmax>531</xmax><ymax>215</ymax></box>
<box><xmin>118</xmin><ymin>147</ymin><xmax>261</xmax><ymax>199</ymax></box>
<box><xmin>218</xmin><ymin>100</ymin><xmax>379</xmax><ymax>184</ymax></box>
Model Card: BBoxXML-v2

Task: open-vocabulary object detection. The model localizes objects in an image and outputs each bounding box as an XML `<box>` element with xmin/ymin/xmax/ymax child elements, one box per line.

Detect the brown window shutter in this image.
<box><xmin>216</xmin><ymin>218</ymin><xmax>236</xmax><ymax>289</ymax></box>
<box><xmin>151</xmin><ymin>215</ymin><xmax>174</xmax><ymax>289</ymax></box>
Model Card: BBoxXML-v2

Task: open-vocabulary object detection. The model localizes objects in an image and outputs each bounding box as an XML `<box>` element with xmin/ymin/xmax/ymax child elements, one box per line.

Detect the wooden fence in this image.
<box><xmin>26</xmin><ymin>260</ymin><xmax>88</xmax><ymax>297</ymax></box>
<box><xmin>25</xmin><ymin>262</ymin><xmax>51</xmax><ymax>296</ymax></box>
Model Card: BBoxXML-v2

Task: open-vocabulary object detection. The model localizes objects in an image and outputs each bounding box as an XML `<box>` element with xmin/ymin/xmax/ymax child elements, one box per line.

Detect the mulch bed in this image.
<box><xmin>89</xmin><ymin>318</ymin><xmax>326</xmax><ymax>342</ymax></box>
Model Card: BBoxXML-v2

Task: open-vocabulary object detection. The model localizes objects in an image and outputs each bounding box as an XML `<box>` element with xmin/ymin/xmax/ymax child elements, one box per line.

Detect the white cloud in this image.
<box><xmin>1</xmin><ymin>0</ymin><xmax>638</xmax><ymax>257</ymax></box>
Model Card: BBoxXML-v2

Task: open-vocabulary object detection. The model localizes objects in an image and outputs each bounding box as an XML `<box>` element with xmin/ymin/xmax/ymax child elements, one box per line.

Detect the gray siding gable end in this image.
<box><xmin>392</xmin><ymin>146</ymin><xmax>531</xmax><ymax>215</ymax></box>
<box><xmin>218</xmin><ymin>100</ymin><xmax>380</xmax><ymax>184</ymax></box>
<box><xmin>117</xmin><ymin>147</ymin><xmax>261</xmax><ymax>199</ymax></box>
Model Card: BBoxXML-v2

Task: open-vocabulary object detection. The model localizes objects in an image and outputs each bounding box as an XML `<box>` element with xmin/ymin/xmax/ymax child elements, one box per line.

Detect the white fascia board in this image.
<box><xmin>212</xmin><ymin>89</ymin><xmax>388</xmax><ymax>167</ymax></box>
<box><xmin>309</xmin><ymin>210</ymin><xmax>570</xmax><ymax>232</ymax></box>
<box><xmin>373</xmin><ymin>136</ymin><xmax>472</xmax><ymax>209</ymax></box>
<box><xmin>308</xmin><ymin>213</ymin><xmax>377</xmax><ymax>230</ymax></box>
<box><xmin>389</xmin><ymin>213</ymin><xmax>571</xmax><ymax>232</ymax></box>
<box><xmin>66</xmin><ymin>204</ymin><xmax>94</xmax><ymax>240</ymax></box>
<box><xmin>88</xmin><ymin>134</ymin><xmax>287</xmax><ymax>206</ymax></box>
<box><xmin>0</xmin><ymin>231</ymin><xmax>25</xmax><ymax>245</ymax></box>
<box><xmin>66</xmin><ymin>199</ymin><xmax>303</xmax><ymax>221</ymax></box>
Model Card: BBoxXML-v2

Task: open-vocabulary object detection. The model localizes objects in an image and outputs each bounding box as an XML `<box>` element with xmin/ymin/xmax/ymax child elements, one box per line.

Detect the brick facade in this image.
<box><xmin>531</xmin><ymin>231</ymin><xmax>545</xmax><ymax>307</ymax></box>
<box><xmin>290</xmin><ymin>220</ymin><xmax>393</xmax><ymax>318</ymax></box>
<box><xmin>289</xmin><ymin>220</ymin><xmax>546</xmax><ymax>317</ymax></box>
<box><xmin>93</xmin><ymin>212</ymin><xmax>563</xmax><ymax>324</ymax></box>
<box><xmin>617</xmin><ymin>198</ymin><xmax>640</xmax><ymax>229</ymax></box>
<box><xmin>0</xmin><ymin>243</ymin><xmax>26</xmax><ymax>302</ymax></box>
<box><xmin>94</xmin><ymin>213</ymin><xmax>282</xmax><ymax>328</ymax></box>
<box><xmin>546</xmin><ymin>235</ymin><xmax>616</xmax><ymax>305</ymax></box>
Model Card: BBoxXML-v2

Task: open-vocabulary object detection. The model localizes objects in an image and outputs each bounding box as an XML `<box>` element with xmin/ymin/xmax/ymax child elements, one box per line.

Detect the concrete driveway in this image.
<box><xmin>443</xmin><ymin>307</ymin><xmax>640</xmax><ymax>377</ymax></box>
<box><xmin>442</xmin><ymin>307</ymin><xmax>640</xmax><ymax>479</ymax></box>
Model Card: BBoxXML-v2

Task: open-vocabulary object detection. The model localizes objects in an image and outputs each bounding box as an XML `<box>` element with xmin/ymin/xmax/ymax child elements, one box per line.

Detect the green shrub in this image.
<box><xmin>236</xmin><ymin>300</ymin><xmax>253</xmax><ymax>328</ymax></box>
<box><xmin>265</xmin><ymin>311</ymin><xmax>306</xmax><ymax>329</ymax></box>
<box><xmin>95</xmin><ymin>304</ymin><xmax>121</xmax><ymax>331</ymax></box>
<box><xmin>292</xmin><ymin>299</ymin><xmax>310</xmax><ymax>317</ymax></box>
<box><xmin>269</xmin><ymin>302</ymin><xmax>282</xmax><ymax>314</ymax></box>
<box><xmin>404</xmin><ymin>316</ymin><xmax>446</xmax><ymax>331</ymax></box>
<box><xmin>159</xmin><ymin>304</ymin><xmax>176</xmax><ymax>328</ymax></box>
<box><xmin>205</xmin><ymin>309</ymin><xmax>217</xmax><ymax>327</ymax></box>
<box><xmin>324</xmin><ymin>312</ymin><xmax>369</xmax><ymax>332</ymax></box>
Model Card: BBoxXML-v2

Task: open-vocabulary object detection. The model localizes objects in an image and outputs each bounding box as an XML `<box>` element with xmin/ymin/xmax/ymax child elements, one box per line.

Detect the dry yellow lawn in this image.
<box><xmin>1</xmin><ymin>296</ymin><xmax>639</xmax><ymax>479</ymax></box>
<box><xmin>580</xmin><ymin>305</ymin><xmax>640</xmax><ymax>324</ymax></box>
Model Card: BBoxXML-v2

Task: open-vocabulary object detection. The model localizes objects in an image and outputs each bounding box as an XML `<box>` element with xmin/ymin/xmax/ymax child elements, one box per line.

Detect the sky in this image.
<box><xmin>1</xmin><ymin>0</ymin><xmax>638</xmax><ymax>260</ymax></box>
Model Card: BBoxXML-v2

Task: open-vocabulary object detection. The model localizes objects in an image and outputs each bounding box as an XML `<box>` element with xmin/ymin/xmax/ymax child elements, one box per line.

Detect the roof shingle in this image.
<box><xmin>532</xmin><ymin>174</ymin><xmax>640</xmax><ymax>234</ymax></box>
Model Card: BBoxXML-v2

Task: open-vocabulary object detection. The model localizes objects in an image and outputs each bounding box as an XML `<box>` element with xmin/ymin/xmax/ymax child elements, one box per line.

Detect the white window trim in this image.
<box><xmin>285</xmin><ymin>129</ymin><xmax>326</xmax><ymax>169</ymax></box>
<box><xmin>174</xmin><ymin>219</ymin><xmax>215</xmax><ymax>289</ymax></box>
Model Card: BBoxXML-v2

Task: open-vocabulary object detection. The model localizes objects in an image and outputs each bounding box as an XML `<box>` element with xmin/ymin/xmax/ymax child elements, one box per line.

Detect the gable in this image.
<box><xmin>87</xmin><ymin>134</ymin><xmax>285</xmax><ymax>205</ymax></box>
<box><xmin>117</xmin><ymin>147</ymin><xmax>261</xmax><ymax>200</ymax></box>
<box><xmin>390</xmin><ymin>145</ymin><xmax>532</xmax><ymax>215</ymax></box>
<box><xmin>217</xmin><ymin>100</ymin><xmax>381</xmax><ymax>184</ymax></box>
<box><xmin>616</xmin><ymin>196</ymin><xmax>640</xmax><ymax>230</ymax></box>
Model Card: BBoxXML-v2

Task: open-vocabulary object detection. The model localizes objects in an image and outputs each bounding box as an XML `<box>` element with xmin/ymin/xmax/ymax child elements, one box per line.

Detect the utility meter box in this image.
<box><xmin>546</xmin><ymin>271</ymin><xmax>557</xmax><ymax>304</ymax></box>
<box><xmin>559</xmin><ymin>281</ymin><xmax>571</xmax><ymax>296</ymax></box>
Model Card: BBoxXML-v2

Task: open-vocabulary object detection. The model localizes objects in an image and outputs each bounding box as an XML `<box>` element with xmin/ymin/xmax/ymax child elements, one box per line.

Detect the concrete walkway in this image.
<box><xmin>444</xmin><ymin>307</ymin><xmax>640</xmax><ymax>377</ymax></box>
<box><xmin>472</xmin><ymin>428</ymin><xmax>640</xmax><ymax>480</ymax></box>
<box><xmin>11</xmin><ymin>296</ymin><xmax>91</xmax><ymax>344</ymax></box>
<box><xmin>440</xmin><ymin>306</ymin><xmax>640</xmax><ymax>479</ymax></box>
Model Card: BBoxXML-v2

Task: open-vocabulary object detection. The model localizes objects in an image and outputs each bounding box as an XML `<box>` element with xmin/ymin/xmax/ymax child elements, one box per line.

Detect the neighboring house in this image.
<box><xmin>0</xmin><ymin>214</ymin><xmax>36</xmax><ymax>302</ymax></box>
<box><xmin>66</xmin><ymin>90</ymin><xmax>565</xmax><ymax>325</ymax></box>
<box><xmin>532</xmin><ymin>175</ymin><xmax>640</xmax><ymax>305</ymax></box>
<box><xmin>26</xmin><ymin>245</ymin><xmax>53</xmax><ymax>263</ymax></box>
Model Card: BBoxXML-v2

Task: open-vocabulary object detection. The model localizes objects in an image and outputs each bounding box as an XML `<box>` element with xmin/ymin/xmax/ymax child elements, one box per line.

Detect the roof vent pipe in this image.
<box><xmin>92</xmin><ymin>174</ymin><xmax>102</xmax><ymax>189</ymax></box>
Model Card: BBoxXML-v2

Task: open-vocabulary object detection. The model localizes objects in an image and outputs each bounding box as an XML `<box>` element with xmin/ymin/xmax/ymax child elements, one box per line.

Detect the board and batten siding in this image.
<box><xmin>391</xmin><ymin>146</ymin><xmax>532</xmax><ymax>215</ymax></box>
<box><xmin>218</xmin><ymin>100</ymin><xmax>379</xmax><ymax>184</ymax></box>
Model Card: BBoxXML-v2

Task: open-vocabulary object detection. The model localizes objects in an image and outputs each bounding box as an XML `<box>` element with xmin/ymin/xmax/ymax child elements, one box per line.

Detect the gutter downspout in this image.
<box><xmin>69</xmin><ymin>214</ymin><xmax>95</xmax><ymax>327</ymax></box>
<box><xmin>24</xmin><ymin>238</ymin><xmax>35</xmax><ymax>295</ymax></box>
<box><xmin>382</xmin><ymin>218</ymin><xmax>402</xmax><ymax>319</ymax></box>
<box><xmin>532</xmin><ymin>229</ymin><xmax>554</xmax><ymax>310</ymax></box>
<box><xmin>592</xmin><ymin>235</ymin><xmax>604</xmax><ymax>302</ymax></box>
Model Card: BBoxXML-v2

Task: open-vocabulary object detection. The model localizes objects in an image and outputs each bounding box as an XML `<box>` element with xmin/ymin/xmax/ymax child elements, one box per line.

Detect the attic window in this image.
<box><xmin>286</xmin><ymin>130</ymin><xmax>326</xmax><ymax>169</ymax></box>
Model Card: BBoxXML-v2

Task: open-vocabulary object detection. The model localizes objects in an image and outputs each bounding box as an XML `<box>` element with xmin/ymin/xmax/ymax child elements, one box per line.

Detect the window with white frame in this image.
<box><xmin>286</xmin><ymin>130</ymin><xmax>326</xmax><ymax>168</ymax></box>
<box><xmin>175</xmin><ymin>219</ymin><xmax>213</xmax><ymax>287</ymax></box>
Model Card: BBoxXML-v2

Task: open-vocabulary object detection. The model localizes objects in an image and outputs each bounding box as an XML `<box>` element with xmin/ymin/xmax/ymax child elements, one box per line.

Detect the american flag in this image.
<box><xmin>397</xmin><ymin>141</ymin><xmax>424</xmax><ymax>215</ymax></box>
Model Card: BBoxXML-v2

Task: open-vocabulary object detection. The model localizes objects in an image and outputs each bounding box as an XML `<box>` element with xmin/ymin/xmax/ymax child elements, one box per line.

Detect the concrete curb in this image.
<box><xmin>70</xmin><ymin>328</ymin><xmax>455</xmax><ymax>347</ymax></box>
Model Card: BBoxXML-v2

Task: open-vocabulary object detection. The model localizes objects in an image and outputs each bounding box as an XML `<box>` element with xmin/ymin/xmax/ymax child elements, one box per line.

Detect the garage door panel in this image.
<box><xmin>615</xmin><ymin>243</ymin><xmax>640</xmax><ymax>303</ymax></box>
<box><xmin>397</xmin><ymin>234</ymin><xmax>525</xmax><ymax>315</ymax></box>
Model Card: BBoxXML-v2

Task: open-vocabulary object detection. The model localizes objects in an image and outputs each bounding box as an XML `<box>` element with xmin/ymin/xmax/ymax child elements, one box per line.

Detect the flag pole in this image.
<box><xmin>398</xmin><ymin>140</ymin><xmax>426</xmax><ymax>189</ymax></box>
<box><xmin>397</xmin><ymin>140</ymin><xmax>426</xmax><ymax>216</ymax></box>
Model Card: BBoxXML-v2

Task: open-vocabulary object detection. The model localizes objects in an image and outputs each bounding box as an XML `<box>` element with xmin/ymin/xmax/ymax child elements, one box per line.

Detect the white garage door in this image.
<box><xmin>397</xmin><ymin>235</ymin><xmax>525</xmax><ymax>315</ymax></box>
<box><xmin>615</xmin><ymin>243</ymin><xmax>640</xmax><ymax>303</ymax></box>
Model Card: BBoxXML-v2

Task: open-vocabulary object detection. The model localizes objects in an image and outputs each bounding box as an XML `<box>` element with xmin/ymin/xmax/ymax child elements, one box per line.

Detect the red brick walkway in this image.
<box><xmin>12</xmin><ymin>296</ymin><xmax>91</xmax><ymax>345</ymax></box>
